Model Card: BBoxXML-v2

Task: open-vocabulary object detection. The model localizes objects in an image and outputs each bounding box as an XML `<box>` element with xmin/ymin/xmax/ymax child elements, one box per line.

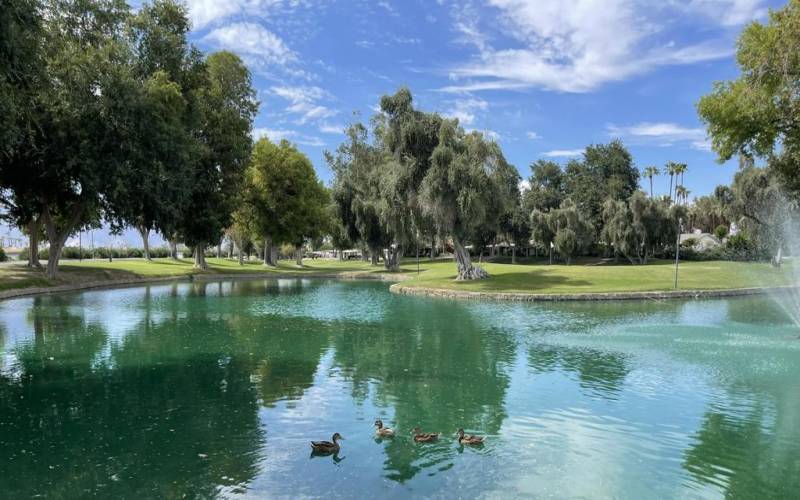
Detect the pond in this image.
<box><xmin>0</xmin><ymin>279</ymin><xmax>798</xmax><ymax>498</ymax></box>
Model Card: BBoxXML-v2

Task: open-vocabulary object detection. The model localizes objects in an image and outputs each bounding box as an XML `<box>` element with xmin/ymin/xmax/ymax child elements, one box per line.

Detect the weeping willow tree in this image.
<box><xmin>420</xmin><ymin>120</ymin><xmax>518</xmax><ymax>280</ymax></box>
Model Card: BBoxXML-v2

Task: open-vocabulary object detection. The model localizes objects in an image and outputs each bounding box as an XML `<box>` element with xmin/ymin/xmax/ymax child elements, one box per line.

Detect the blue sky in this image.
<box><xmin>0</xmin><ymin>0</ymin><xmax>784</xmax><ymax>245</ymax></box>
<box><xmin>185</xmin><ymin>0</ymin><xmax>782</xmax><ymax>198</ymax></box>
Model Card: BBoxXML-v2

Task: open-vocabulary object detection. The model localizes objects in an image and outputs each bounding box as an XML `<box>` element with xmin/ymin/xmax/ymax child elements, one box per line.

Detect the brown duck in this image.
<box><xmin>456</xmin><ymin>428</ymin><xmax>484</xmax><ymax>445</ymax></box>
<box><xmin>412</xmin><ymin>427</ymin><xmax>440</xmax><ymax>443</ymax></box>
<box><xmin>310</xmin><ymin>433</ymin><xmax>343</xmax><ymax>453</ymax></box>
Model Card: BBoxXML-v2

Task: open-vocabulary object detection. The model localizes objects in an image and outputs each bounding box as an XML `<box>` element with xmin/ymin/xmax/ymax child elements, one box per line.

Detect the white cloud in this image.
<box><xmin>518</xmin><ymin>179</ymin><xmax>531</xmax><ymax>192</ymax></box>
<box><xmin>319</xmin><ymin>123</ymin><xmax>346</xmax><ymax>134</ymax></box>
<box><xmin>203</xmin><ymin>22</ymin><xmax>295</xmax><ymax>66</ymax></box>
<box><xmin>526</xmin><ymin>131</ymin><xmax>541</xmax><ymax>140</ymax></box>
<box><xmin>541</xmin><ymin>149</ymin><xmax>583</xmax><ymax>158</ymax></box>
<box><xmin>443</xmin><ymin>96</ymin><xmax>488</xmax><ymax>126</ymax></box>
<box><xmin>252</xmin><ymin>127</ymin><xmax>325</xmax><ymax>147</ymax></box>
<box><xmin>607</xmin><ymin>122</ymin><xmax>711</xmax><ymax>151</ymax></box>
<box><xmin>270</xmin><ymin>85</ymin><xmax>338</xmax><ymax>125</ymax></box>
<box><xmin>442</xmin><ymin>0</ymin><xmax>764</xmax><ymax>93</ymax></box>
<box><xmin>186</xmin><ymin>0</ymin><xmax>310</xmax><ymax>30</ymax></box>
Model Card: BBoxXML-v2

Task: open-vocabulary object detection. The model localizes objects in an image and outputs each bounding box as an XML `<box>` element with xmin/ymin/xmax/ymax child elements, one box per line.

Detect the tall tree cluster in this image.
<box><xmin>0</xmin><ymin>0</ymin><xmax>257</xmax><ymax>277</ymax></box>
<box><xmin>329</xmin><ymin>88</ymin><xmax>519</xmax><ymax>279</ymax></box>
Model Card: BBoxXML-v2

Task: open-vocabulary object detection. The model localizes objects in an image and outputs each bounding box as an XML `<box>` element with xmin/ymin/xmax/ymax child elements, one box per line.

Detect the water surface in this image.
<box><xmin>0</xmin><ymin>279</ymin><xmax>798</xmax><ymax>498</ymax></box>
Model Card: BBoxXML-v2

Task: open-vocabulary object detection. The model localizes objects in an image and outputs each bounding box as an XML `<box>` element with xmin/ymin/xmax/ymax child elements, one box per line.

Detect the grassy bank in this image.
<box><xmin>0</xmin><ymin>257</ymin><xmax>392</xmax><ymax>293</ymax></box>
<box><xmin>0</xmin><ymin>256</ymin><xmax>794</xmax><ymax>296</ymax></box>
<box><xmin>398</xmin><ymin>257</ymin><xmax>795</xmax><ymax>294</ymax></box>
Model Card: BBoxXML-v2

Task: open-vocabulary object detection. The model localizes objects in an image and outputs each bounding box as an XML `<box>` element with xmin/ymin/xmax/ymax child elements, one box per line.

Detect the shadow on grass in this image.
<box><xmin>424</xmin><ymin>270</ymin><xmax>593</xmax><ymax>292</ymax></box>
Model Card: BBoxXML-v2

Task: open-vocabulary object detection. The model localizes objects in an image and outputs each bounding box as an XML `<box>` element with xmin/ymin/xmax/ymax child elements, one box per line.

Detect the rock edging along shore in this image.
<box><xmin>0</xmin><ymin>270</ymin><xmax>408</xmax><ymax>301</ymax></box>
<box><xmin>388</xmin><ymin>283</ymin><xmax>800</xmax><ymax>302</ymax></box>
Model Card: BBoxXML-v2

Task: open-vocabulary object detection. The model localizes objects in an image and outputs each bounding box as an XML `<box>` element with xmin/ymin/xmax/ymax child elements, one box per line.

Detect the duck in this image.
<box><xmin>412</xmin><ymin>427</ymin><xmax>440</xmax><ymax>443</ymax></box>
<box><xmin>456</xmin><ymin>428</ymin><xmax>484</xmax><ymax>445</ymax></box>
<box><xmin>310</xmin><ymin>433</ymin><xmax>343</xmax><ymax>454</ymax></box>
<box><xmin>374</xmin><ymin>419</ymin><xmax>395</xmax><ymax>438</ymax></box>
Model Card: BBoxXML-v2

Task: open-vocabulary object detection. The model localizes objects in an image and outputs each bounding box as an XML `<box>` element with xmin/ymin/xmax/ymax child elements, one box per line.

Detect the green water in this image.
<box><xmin>0</xmin><ymin>279</ymin><xmax>799</xmax><ymax>499</ymax></box>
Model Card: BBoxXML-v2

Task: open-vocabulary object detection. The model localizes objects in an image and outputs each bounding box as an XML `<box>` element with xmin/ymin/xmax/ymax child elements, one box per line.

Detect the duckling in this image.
<box><xmin>411</xmin><ymin>427</ymin><xmax>440</xmax><ymax>443</ymax></box>
<box><xmin>456</xmin><ymin>428</ymin><xmax>484</xmax><ymax>445</ymax></box>
<box><xmin>374</xmin><ymin>419</ymin><xmax>395</xmax><ymax>438</ymax></box>
<box><xmin>310</xmin><ymin>433</ymin><xmax>343</xmax><ymax>454</ymax></box>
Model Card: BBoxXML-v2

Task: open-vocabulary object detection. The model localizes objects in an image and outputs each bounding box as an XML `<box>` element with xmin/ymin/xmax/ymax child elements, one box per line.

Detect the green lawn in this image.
<box><xmin>0</xmin><ymin>257</ymin><xmax>390</xmax><ymax>293</ymax></box>
<box><xmin>0</xmin><ymin>256</ymin><xmax>795</xmax><ymax>295</ymax></box>
<box><xmin>398</xmin><ymin>257</ymin><xmax>796</xmax><ymax>294</ymax></box>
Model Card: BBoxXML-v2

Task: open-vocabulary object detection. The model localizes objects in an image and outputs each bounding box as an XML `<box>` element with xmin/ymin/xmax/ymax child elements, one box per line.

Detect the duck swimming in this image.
<box><xmin>374</xmin><ymin>419</ymin><xmax>395</xmax><ymax>438</ymax></box>
<box><xmin>311</xmin><ymin>433</ymin><xmax>343</xmax><ymax>454</ymax></box>
<box><xmin>456</xmin><ymin>428</ymin><xmax>484</xmax><ymax>445</ymax></box>
<box><xmin>412</xmin><ymin>427</ymin><xmax>440</xmax><ymax>443</ymax></box>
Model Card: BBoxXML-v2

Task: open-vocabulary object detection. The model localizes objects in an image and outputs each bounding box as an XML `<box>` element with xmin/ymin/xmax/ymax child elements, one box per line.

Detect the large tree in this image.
<box><xmin>179</xmin><ymin>50</ymin><xmax>257</xmax><ymax>269</ymax></box>
<box><xmin>697</xmin><ymin>0</ymin><xmax>800</xmax><ymax>198</ymax></box>
<box><xmin>245</xmin><ymin>138</ymin><xmax>326</xmax><ymax>267</ymax></box>
<box><xmin>563</xmin><ymin>140</ymin><xmax>639</xmax><ymax>232</ymax></box>
<box><xmin>104</xmin><ymin>0</ymin><xmax>197</xmax><ymax>260</ymax></box>
<box><xmin>420</xmin><ymin>121</ymin><xmax>517</xmax><ymax>280</ymax></box>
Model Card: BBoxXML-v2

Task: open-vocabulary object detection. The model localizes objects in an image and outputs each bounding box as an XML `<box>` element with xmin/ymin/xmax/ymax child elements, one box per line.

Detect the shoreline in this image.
<box><xmin>388</xmin><ymin>283</ymin><xmax>800</xmax><ymax>302</ymax></box>
<box><xmin>1</xmin><ymin>265</ymin><xmax>793</xmax><ymax>303</ymax></box>
<box><xmin>0</xmin><ymin>270</ymin><xmax>406</xmax><ymax>302</ymax></box>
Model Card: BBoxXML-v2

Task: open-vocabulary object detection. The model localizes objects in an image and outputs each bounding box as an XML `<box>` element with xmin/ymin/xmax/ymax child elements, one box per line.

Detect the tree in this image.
<box><xmin>523</xmin><ymin>159</ymin><xmax>565</xmax><ymax>212</ymax></box>
<box><xmin>727</xmin><ymin>166</ymin><xmax>788</xmax><ymax>262</ymax></box>
<box><xmin>501</xmin><ymin>204</ymin><xmax>531</xmax><ymax>264</ymax></box>
<box><xmin>698</xmin><ymin>0</ymin><xmax>800</xmax><ymax>198</ymax></box>
<box><xmin>104</xmin><ymin>0</ymin><xmax>197</xmax><ymax>260</ymax></box>
<box><xmin>643</xmin><ymin>166</ymin><xmax>660</xmax><ymax>198</ymax></box>
<box><xmin>0</xmin><ymin>0</ymin><xmax>42</xmax><ymax>157</ymax></box>
<box><xmin>563</xmin><ymin>140</ymin><xmax>639</xmax><ymax>232</ymax></box>
<box><xmin>245</xmin><ymin>138</ymin><xmax>326</xmax><ymax>267</ymax></box>
<box><xmin>676</xmin><ymin>185</ymin><xmax>690</xmax><ymax>205</ymax></box>
<box><xmin>179</xmin><ymin>50</ymin><xmax>257</xmax><ymax>269</ymax></box>
<box><xmin>546</xmin><ymin>200</ymin><xmax>594</xmax><ymax>265</ymax></box>
<box><xmin>377</xmin><ymin>88</ymin><xmax>443</xmax><ymax>270</ymax></box>
<box><xmin>665</xmin><ymin>161</ymin><xmax>680</xmax><ymax>203</ymax></box>
<box><xmin>16</xmin><ymin>0</ymin><xmax>133</xmax><ymax>279</ymax></box>
<box><xmin>327</xmin><ymin>123</ymin><xmax>390</xmax><ymax>266</ymax></box>
<box><xmin>420</xmin><ymin>121</ymin><xmax>517</xmax><ymax>280</ymax></box>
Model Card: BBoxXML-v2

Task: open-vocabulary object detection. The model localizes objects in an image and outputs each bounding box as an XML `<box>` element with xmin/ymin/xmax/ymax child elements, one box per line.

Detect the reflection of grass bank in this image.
<box><xmin>0</xmin><ymin>256</ymin><xmax>794</xmax><ymax>299</ymax></box>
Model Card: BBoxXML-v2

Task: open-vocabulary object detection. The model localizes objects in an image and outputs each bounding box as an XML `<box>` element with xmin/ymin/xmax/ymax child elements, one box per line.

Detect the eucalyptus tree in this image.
<box><xmin>643</xmin><ymin>166</ymin><xmax>660</xmax><ymax>198</ymax></box>
<box><xmin>698</xmin><ymin>0</ymin><xmax>800</xmax><ymax>198</ymax></box>
<box><xmin>245</xmin><ymin>138</ymin><xmax>324</xmax><ymax>266</ymax></box>
<box><xmin>104</xmin><ymin>0</ymin><xmax>197</xmax><ymax>260</ymax></box>
<box><xmin>563</xmin><ymin>140</ymin><xmax>639</xmax><ymax>232</ymax></box>
<box><xmin>523</xmin><ymin>159</ymin><xmax>565</xmax><ymax>212</ymax></box>
<box><xmin>327</xmin><ymin>123</ymin><xmax>390</xmax><ymax>265</ymax></box>
<box><xmin>19</xmin><ymin>0</ymin><xmax>133</xmax><ymax>279</ymax></box>
<box><xmin>376</xmin><ymin>87</ymin><xmax>443</xmax><ymax>270</ymax></box>
<box><xmin>419</xmin><ymin>121</ymin><xmax>517</xmax><ymax>279</ymax></box>
<box><xmin>180</xmin><ymin>50</ymin><xmax>257</xmax><ymax>269</ymax></box>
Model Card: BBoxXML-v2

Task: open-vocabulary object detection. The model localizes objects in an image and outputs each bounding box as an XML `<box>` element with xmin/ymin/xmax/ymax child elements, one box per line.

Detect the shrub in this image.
<box><xmin>680</xmin><ymin>237</ymin><xmax>697</xmax><ymax>248</ymax></box>
<box><xmin>0</xmin><ymin>248</ymin><xmax>7</xmax><ymax>262</ymax></box>
<box><xmin>714</xmin><ymin>225</ymin><xmax>729</xmax><ymax>240</ymax></box>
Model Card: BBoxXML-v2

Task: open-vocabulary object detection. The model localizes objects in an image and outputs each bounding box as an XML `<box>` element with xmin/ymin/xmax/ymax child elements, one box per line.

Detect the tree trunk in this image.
<box><xmin>384</xmin><ymin>245</ymin><xmax>402</xmax><ymax>271</ymax></box>
<box><xmin>649</xmin><ymin>177</ymin><xmax>653</xmax><ymax>198</ymax></box>
<box><xmin>669</xmin><ymin>175</ymin><xmax>674</xmax><ymax>203</ymax></box>
<box><xmin>27</xmin><ymin>217</ymin><xmax>41</xmax><ymax>268</ymax></box>
<box><xmin>511</xmin><ymin>245</ymin><xmax>516</xmax><ymax>264</ymax></box>
<box><xmin>453</xmin><ymin>237</ymin><xmax>489</xmax><ymax>280</ymax></box>
<box><xmin>217</xmin><ymin>242</ymin><xmax>222</xmax><ymax>259</ymax></box>
<box><xmin>42</xmin><ymin>204</ymin><xmax>84</xmax><ymax>280</ymax></box>
<box><xmin>263</xmin><ymin>237</ymin><xmax>277</xmax><ymax>266</ymax></box>
<box><xmin>194</xmin><ymin>245</ymin><xmax>208</xmax><ymax>269</ymax></box>
<box><xmin>772</xmin><ymin>246</ymin><xmax>783</xmax><ymax>268</ymax></box>
<box><xmin>137</xmin><ymin>225</ymin><xmax>151</xmax><ymax>261</ymax></box>
<box><xmin>237</xmin><ymin>238</ymin><xmax>244</xmax><ymax>265</ymax></box>
<box><xmin>430</xmin><ymin>236</ymin><xmax>435</xmax><ymax>260</ymax></box>
<box><xmin>294</xmin><ymin>245</ymin><xmax>303</xmax><ymax>266</ymax></box>
<box><xmin>370</xmin><ymin>249</ymin><xmax>379</xmax><ymax>266</ymax></box>
<box><xmin>168</xmin><ymin>237</ymin><xmax>179</xmax><ymax>260</ymax></box>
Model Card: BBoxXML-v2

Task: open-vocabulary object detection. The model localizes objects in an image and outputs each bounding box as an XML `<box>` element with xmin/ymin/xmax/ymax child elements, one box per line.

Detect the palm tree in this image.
<box><xmin>643</xmin><ymin>166</ymin><xmax>660</xmax><ymax>198</ymax></box>
<box><xmin>665</xmin><ymin>161</ymin><xmax>679</xmax><ymax>203</ymax></box>
<box><xmin>676</xmin><ymin>185</ymin><xmax>689</xmax><ymax>205</ymax></box>
<box><xmin>674</xmin><ymin>162</ymin><xmax>688</xmax><ymax>191</ymax></box>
